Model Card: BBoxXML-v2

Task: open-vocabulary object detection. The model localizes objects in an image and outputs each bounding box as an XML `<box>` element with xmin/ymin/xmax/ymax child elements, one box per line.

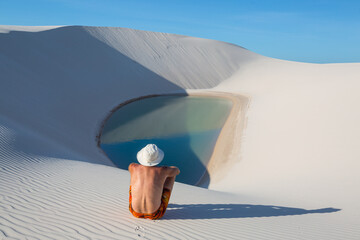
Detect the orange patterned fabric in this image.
<box><xmin>129</xmin><ymin>186</ymin><xmax>171</xmax><ymax>220</ymax></box>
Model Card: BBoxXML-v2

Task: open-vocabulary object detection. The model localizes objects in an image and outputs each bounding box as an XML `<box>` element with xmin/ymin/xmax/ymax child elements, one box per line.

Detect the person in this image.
<box><xmin>128</xmin><ymin>144</ymin><xmax>180</xmax><ymax>220</ymax></box>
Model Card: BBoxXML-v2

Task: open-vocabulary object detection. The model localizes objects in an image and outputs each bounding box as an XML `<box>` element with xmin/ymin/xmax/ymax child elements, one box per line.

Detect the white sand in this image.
<box><xmin>0</xmin><ymin>25</ymin><xmax>359</xmax><ymax>239</ymax></box>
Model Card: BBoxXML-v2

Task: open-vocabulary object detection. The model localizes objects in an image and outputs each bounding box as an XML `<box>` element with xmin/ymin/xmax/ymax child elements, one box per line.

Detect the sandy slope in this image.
<box><xmin>1</xmin><ymin>25</ymin><xmax>360</xmax><ymax>239</ymax></box>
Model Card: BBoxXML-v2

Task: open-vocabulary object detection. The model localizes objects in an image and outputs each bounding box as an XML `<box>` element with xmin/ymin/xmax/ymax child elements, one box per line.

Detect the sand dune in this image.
<box><xmin>1</xmin><ymin>25</ymin><xmax>359</xmax><ymax>239</ymax></box>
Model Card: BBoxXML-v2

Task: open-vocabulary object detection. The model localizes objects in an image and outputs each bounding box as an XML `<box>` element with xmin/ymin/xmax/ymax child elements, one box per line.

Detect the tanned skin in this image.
<box><xmin>129</xmin><ymin>163</ymin><xmax>180</xmax><ymax>213</ymax></box>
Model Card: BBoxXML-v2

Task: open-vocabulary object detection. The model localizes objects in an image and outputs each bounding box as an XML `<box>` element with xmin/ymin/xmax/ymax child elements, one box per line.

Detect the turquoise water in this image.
<box><xmin>100</xmin><ymin>95</ymin><xmax>232</xmax><ymax>185</ymax></box>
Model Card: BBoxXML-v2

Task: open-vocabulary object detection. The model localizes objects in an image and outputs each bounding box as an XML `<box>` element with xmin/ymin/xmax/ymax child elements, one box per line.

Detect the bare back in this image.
<box><xmin>129</xmin><ymin>163</ymin><xmax>180</xmax><ymax>213</ymax></box>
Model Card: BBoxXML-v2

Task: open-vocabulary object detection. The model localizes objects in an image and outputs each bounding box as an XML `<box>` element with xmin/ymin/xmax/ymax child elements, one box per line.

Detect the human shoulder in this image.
<box><xmin>160</xmin><ymin>166</ymin><xmax>180</xmax><ymax>176</ymax></box>
<box><xmin>128</xmin><ymin>163</ymin><xmax>139</xmax><ymax>172</ymax></box>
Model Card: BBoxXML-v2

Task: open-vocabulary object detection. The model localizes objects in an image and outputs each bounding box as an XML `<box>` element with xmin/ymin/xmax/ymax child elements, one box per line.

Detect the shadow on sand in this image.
<box><xmin>0</xmin><ymin>26</ymin><xmax>187</xmax><ymax>163</ymax></box>
<box><xmin>163</xmin><ymin>203</ymin><xmax>340</xmax><ymax>220</ymax></box>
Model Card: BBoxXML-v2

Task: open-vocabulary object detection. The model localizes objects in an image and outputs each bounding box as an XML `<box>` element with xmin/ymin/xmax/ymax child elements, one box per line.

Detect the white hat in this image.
<box><xmin>137</xmin><ymin>144</ymin><xmax>164</xmax><ymax>166</ymax></box>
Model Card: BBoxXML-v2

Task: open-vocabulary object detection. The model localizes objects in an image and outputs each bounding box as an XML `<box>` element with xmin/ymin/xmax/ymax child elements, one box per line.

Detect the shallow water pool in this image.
<box><xmin>100</xmin><ymin>95</ymin><xmax>232</xmax><ymax>185</ymax></box>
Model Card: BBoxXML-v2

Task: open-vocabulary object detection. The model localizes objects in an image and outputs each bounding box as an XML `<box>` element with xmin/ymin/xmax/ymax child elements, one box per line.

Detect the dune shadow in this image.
<box><xmin>0</xmin><ymin>26</ymin><xmax>187</xmax><ymax>163</ymax></box>
<box><xmin>163</xmin><ymin>203</ymin><xmax>340</xmax><ymax>220</ymax></box>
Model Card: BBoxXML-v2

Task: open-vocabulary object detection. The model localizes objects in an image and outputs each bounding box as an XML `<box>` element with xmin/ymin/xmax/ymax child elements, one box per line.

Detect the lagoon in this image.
<box><xmin>100</xmin><ymin>95</ymin><xmax>232</xmax><ymax>185</ymax></box>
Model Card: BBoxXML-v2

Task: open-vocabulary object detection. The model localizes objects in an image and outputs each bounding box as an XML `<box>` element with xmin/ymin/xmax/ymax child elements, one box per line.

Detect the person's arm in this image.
<box><xmin>162</xmin><ymin>166</ymin><xmax>179</xmax><ymax>191</ymax></box>
<box><xmin>164</xmin><ymin>166</ymin><xmax>180</xmax><ymax>177</ymax></box>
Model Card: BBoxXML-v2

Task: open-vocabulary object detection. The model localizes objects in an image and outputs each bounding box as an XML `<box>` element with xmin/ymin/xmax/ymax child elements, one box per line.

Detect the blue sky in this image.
<box><xmin>1</xmin><ymin>0</ymin><xmax>359</xmax><ymax>63</ymax></box>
